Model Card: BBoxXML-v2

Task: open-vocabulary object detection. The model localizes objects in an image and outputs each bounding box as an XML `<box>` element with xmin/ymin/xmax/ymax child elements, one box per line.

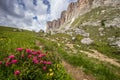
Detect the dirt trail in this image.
<box><xmin>36</xmin><ymin>40</ymin><xmax>95</xmax><ymax>80</ymax></box>
<box><xmin>65</xmin><ymin>43</ymin><xmax>120</xmax><ymax>67</ymax></box>
<box><xmin>62</xmin><ymin>61</ymin><xmax>95</xmax><ymax>80</ymax></box>
<box><xmin>80</xmin><ymin>50</ymin><xmax>120</xmax><ymax>67</ymax></box>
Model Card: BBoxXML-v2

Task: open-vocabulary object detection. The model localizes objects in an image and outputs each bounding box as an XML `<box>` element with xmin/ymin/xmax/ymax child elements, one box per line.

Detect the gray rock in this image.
<box><xmin>81</xmin><ymin>38</ymin><xmax>93</xmax><ymax>45</ymax></box>
<box><xmin>111</xmin><ymin>40</ymin><xmax>120</xmax><ymax>48</ymax></box>
<box><xmin>92</xmin><ymin>0</ymin><xmax>120</xmax><ymax>8</ymax></box>
<box><xmin>81</xmin><ymin>21</ymin><xmax>100</xmax><ymax>26</ymax></box>
<box><xmin>67</xmin><ymin>32</ymin><xmax>73</xmax><ymax>36</ymax></box>
<box><xmin>108</xmin><ymin>37</ymin><xmax>114</xmax><ymax>42</ymax></box>
<box><xmin>39</xmin><ymin>29</ymin><xmax>44</xmax><ymax>33</ymax></box>
<box><xmin>13</xmin><ymin>29</ymin><xmax>17</xmax><ymax>32</ymax></box>
<box><xmin>72</xmin><ymin>37</ymin><xmax>76</xmax><ymax>41</ymax></box>
<box><xmin>98</xmin><ymin>27</ymin><xmax>104</xmax><ymax>32</ymax></box>
<box><xmin>105</xmin><ymin>18</ymin><xmax>120</xmax><ymax>28</ymax></box>
<box><xmin>115</xmin><ymin>41</ymin><xmax>120</xmax><ymax>48</ymax></box>
<box><xmin>101</xmin><ymin>10</ymin><xmax>106</xmax><ymax>13</ymax></box>
<box><xmin>74</xmin><ymin>28</ymin><xmax>90</xmax><ymax>37</ymax></box>
<box><xmin>18</xmin><ymin>29</ymin><xmax>23</xmax><ymax>32</ymax></box>
<box><xmin>99</xmin><ymin>32</ymin><xmax>105</xmax><ymax>36</ymax></box>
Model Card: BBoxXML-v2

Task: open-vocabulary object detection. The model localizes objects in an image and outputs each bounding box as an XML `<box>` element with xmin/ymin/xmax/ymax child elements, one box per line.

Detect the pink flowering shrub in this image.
<box><xmin>9</xmin><ymin>55</ymin><xmax>15</xmax><ymax>59</ymax></box>
<box><xmin>14</xmin><ymin>70</ymin><xmax>20</xmax><ymax>76</ymax></box>
<box><xmin>16</xmin><ymin>48</ymin><xmax>23</xmax><ymax>52</ymax></box>
<box><xmin>0</xmin><ymin>61</ymin><xmax>2</xmax><ymax>65</ymax></box>
<box><xmin>0</xmin><ymin>48</ymin><xmax>71</xmax><ymax>80</ymax></box>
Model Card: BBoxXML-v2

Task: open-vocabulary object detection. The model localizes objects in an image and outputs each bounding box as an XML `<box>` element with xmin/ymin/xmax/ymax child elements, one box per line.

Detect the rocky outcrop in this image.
<box><xmin>92</xmin><ymin>0</ymin><xmax>120</xmax><ymax>8</ymax></box>
<box><xmin>46</xmin><ymin>0</ymin><xmax>120</xmax><ymax>32</ymax></box>
<box><xmin>81</xmin><ymin>38</ymin><xmax>94</xmax><ymax>45</ymax></box>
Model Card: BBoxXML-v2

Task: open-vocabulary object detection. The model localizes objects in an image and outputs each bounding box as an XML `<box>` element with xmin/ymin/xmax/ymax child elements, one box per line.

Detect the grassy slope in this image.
<box><xmin>0</xmin><ymin>26</ymin><xmax>36</xmax><ymax>52</ymax></box>
<box><xmin>70</xmin><ymin>6</ymin><xmax>120</xmax><ymax>60</ymax></box>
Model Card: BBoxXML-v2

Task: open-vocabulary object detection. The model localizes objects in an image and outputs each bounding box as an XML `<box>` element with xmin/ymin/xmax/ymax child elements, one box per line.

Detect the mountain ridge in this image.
<box><xmin>46</xmin><ymin>0</ymin><xmax>120</xmax><ymax>32</ymax></box>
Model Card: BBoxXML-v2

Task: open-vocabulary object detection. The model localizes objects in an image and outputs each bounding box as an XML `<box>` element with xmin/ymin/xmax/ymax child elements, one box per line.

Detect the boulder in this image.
<box><xmin>81</xmin><ymin>38</ymin><xmax>93</xmax><ymax>45</ymax></box>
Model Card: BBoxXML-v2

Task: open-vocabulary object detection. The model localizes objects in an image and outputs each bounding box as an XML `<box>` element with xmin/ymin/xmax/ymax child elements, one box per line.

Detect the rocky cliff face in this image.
<box><xmin>46</xmin><ymin>0</ymin><xmax>120</xmax><ymax>32</ymax></box>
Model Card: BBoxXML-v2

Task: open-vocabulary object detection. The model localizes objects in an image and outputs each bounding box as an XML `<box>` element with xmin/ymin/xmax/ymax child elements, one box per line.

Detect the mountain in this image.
<box><xmin>46</xmin><ymin>0</ymin><xmax>120</xmax><ymax>31</ymax></box>
<box><xmin>46</xmin><ymin>0</ymin><xmax>120</xmax><ymax>49</ymax></box>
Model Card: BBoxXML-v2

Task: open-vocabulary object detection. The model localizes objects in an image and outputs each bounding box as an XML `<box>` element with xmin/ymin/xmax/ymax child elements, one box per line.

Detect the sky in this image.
<box><xmin>0</xmin><ymin>0</ymin><xmax>77</xmax><ymax>32</ymax></box>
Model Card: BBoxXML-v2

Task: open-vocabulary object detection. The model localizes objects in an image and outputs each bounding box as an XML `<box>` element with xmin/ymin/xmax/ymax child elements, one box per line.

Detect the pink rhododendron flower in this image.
<box><xmin>28</xmin><ymin>54</ymin><xmax>32</xmax><ymax>58</ymax></box>
<box><xmin>11</xmin><ymin>60</ymin><xmax>18</xmax><ymax>64</ymax></box>
<box><xmin>42</xmin><ymin>54</ymin><xmax>46</xmax><ymax>56</ymax></box>
<box><xmin>43</xmin><ymin>61</ymin><xmax>47</xmax><ymax>64</ymax></box>
<box><xmin>9</xmin><ymin>55</ymin><xmax>15</xmax><ymax>59</ymax></box>
<box><xmin>26</xmin><ymin>49</ymin><xmax>32</xmax><ymax>54</ymax></box>
<box><xmin>40</xmin><ymin>60</ymin><xmax>43</xmax><ymax>64</ymax></box>
<box><xmin>0</xmin><ymin>61</ymin><xmax>2</xmax><ymax>65</ymax></box>
<box><xmin>46</xmin><ymin>61</ymin><xmax>52</xmax><ymax>65</ymax></box>
<box><xmin>14</xmin><ymin>70</ymin><xmax>20</xmax><ymax>75</ymax></box>
<box><xmin>4</xmin><ymin>58</ymin><xmax>8</xmax><ymax>61</ymax></box>
<box><xmin>32</xmin><ymin>57</ymin><xmax>39</xmax><ymax>64</ymax></box>
<box><xmin>32</xmin><ymin>51</ymin><xmax>37</xmax><ymax>55</ymax></box>
<box><xmin>43</xmin><ymin>66</ymin><xmax>46</xmax><ymax>70</ymax></box>
<box><xmin>33</xmin><ymin>59</ymin><xmax>39</xmax><ymax>64</ymax></box>
<box><xmin>33</xmin><ymin>56</ymin><xmax>37</xmax><ymax>60</ymax></box>
<box><xmin>16</xmin><ymin>48</ymin><xmax>23</xmax><ymax>52</ymax></box>
<box><xmin>36</xmin><ymin>51</ymin><xmax>41</xmax><ymax>54</ymax></box>
<box><xmin>21</xmin><ymin>54</ymin><xmax>24</xmax><ymax>58</ymax></box>
<box><xmin>38</xmin><ymin>54</ymin><xmax>46</xmax><ymax>58</ymax></box>
<box><xmin>38</xmin><ymin>54</ymin><xmax>42</xmax><ymax>58</ymax></box>
<box><xmin>5</xmin><ymin>62</ymin><xmax>11</xmax><ymax>66</ymax></box>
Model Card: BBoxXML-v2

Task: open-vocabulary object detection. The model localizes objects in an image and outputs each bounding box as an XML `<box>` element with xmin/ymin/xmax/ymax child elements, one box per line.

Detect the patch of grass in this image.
<box><xmin>92</xmin><ymin>42</ymin><xmax>120</xmax><ymax>60</ymax></box>
<box><xmin>0</xmin><ymin>26</ymin><xmax>37</xmax><ymax>58</ymax></box>
<box><xmin>37</xmin><ymin>37</ymin><xmax>58</xmax><ymax>51</ymax></box>
<box><xmin>50</xmin><ymin>33</ymin><xmax>71</xmax><ymax>40</ymax></box>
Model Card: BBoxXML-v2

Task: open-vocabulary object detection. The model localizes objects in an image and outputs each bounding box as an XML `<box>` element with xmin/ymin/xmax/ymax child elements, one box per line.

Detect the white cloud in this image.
<box><xmin>49</xmin><ymin>0</ymin><xmax>69</xmax><ymax>20</ymax></box>
<box><xmin>0</xmin><ymin>0</ymin><xmax>77</xmax><ymax>32</ymax></box>
<box><xmin>0</xmin><ymin>0</ymin><xmax>48</xmax><ymax>31</ymax></box>
<box><xmin>49</xmin><ymin>0</ymin><xmax>77</xmax><ymax>20</ymax></box>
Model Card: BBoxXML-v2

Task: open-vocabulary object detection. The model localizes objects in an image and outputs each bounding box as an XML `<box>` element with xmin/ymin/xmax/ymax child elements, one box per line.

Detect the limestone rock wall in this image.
<box><xmin>46</xmin><ymin>0</ymin><xmax>120</xmax><ymax>32</ymax></box>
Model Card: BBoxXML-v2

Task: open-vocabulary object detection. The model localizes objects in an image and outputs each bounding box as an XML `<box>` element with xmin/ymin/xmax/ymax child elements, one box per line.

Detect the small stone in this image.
<box><xmin>81</xmin><ymin>38</ymin><xmax>93</xmax><ymax>45</ymax></box>
<box><xmin>98</xmin><ymin>27</ymin><xmax>104</xmax><ymax>31</ymax></box>
<box><xmin>72</xmin><ymin>37</ymin><xmax>76</xmax><ymax>40</ymax></box>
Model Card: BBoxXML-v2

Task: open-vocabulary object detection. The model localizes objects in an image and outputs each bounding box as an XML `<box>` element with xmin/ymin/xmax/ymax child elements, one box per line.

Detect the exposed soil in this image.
<box><xmin>62</xmin><ymin>61</ymin><xmax>95</xmax><ymax>80</ymax></box>
<box><xmin>65</xmin><ymin>43</ymin><xmax>120</xmax><ymax>67</ymax></box>
<box><xmin>80</xmin><ymin>50</ymin><xmax>120</xmax><ymax>67</ymax></box>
